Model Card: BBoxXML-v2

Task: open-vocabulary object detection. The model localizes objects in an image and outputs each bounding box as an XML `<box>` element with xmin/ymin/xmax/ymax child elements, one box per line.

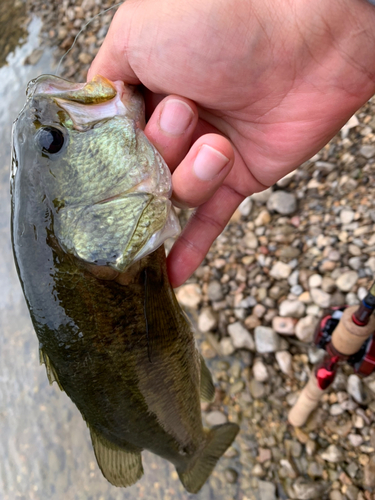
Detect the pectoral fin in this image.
<box><xmin>200</xmin><ymin>354</ymin><xmax>215</xmax><ymax>403</ymax></box>
<box><xmin>39</xmin><ymin>348</ymin><xmax>63</xmax><ymax>391</ymax></box>
<box><xmin>89</xmin><ymin>427</ymin><xmax>144</xmax><ymax>487</ymax></box>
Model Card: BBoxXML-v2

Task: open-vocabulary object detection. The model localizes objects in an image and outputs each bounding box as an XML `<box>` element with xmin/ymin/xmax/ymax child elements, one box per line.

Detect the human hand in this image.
<box><xmin>88</xmin><ymin>0</ymin><xmax>375</xmax><ymax>287</ymax></box>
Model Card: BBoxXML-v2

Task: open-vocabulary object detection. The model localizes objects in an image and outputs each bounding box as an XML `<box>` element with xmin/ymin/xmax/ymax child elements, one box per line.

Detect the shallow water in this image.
<box><xmin>0</xmin><ymin>8</ymin><xmax>239</xmax><ymax>500</ymax></box>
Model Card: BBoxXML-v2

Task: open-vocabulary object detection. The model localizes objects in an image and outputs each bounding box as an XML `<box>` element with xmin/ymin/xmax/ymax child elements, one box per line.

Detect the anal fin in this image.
<box><xmin>89</xmin><ymin>426</ymin><xmax>144</xmax><ymax>487</ymax></box>
<box><xmin>177</xmin><ymin>423</ymin><xmax>239</xmax><ymax>494</ymax></box>
<box><xmin>200</xmin><ymin>354</ymin><xmax>215</xmax><ymax>403</ymax></box>
<box><xmin>39</xmin><ymin>348</ymin><xmax>63</xmax><ymax>391</ymax></box>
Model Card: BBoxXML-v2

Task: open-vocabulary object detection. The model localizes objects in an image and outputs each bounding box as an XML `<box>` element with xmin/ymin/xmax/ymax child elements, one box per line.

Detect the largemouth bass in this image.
<box><xmin>11</xmin><ymin>75</ymin><xmax>239</xmax><ymax>494</ymax></box>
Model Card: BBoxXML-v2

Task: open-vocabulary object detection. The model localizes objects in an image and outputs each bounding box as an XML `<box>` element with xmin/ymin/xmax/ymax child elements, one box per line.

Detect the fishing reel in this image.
<box><xmin>315</xmin><ymin>306</ymin><xmax>375</xmax><ymax>377</ymax></box>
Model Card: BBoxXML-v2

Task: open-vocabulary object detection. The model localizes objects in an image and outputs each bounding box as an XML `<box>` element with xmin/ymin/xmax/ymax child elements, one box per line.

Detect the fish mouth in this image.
<box><xmin>28</xmin><ymin>74</ymin><xmax>145</xmax><ymax>130</ymax></box>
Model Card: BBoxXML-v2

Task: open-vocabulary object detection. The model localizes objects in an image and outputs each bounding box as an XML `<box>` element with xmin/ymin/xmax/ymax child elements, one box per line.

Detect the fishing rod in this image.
<box><xmin>288</xmin><ymin>279</ymin><xmax>375</xmax><ymax>427</ymax></box>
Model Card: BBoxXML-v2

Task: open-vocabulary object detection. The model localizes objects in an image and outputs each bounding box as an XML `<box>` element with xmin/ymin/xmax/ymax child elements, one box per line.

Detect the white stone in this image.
<box><xmin>275</xmin><ymin>351</ymin><xmax>293</xmax><ymax>376</ymax></box>
<box><xmin>321</xmin><ymin>444</ymin><xmax>344</xmax><ymax>463</ymax></box>
<box><xmin>243</xmin><ymin>231</ymin><xmax>258</xmax><ymax>249</ymax></box>
<box><xmin>206</xmin><ymin>411</ymin><xmax>228</xmax><ymax>426</ymax></box>
<box><xmin>253</xmin><ymin>359</ymin><xmax>269</xmax><ymax>382</ymax></box>
<box><xmin>310</xmin><ymin>288</ymin><xmax>331</xmax><ymax>308</ymax></box>
<box><xmin>308</xmin><ymin>274</ymin><xmax>323</xmax><ymax>288</ymax></box>
<box><xmin>366</xmin><ymin>257</ymin><xmax>375</xmax><ymax>272</ymax></box>
<box><xmin>227</xmin><ymin>322</ymin><xmax>255</xmax><ymax>351</ymax></box>
<box><xmin>251</xmin><ymin>187</ymin><xmax>273</xmax><ymax>204</ymax></box>
<box><xmin>279</xmin><ymin>299</ymin><xmax>305</xmax><ymax>318</ymax></box>
<box><xmin>336</xmin><ymin>271</ymin><xmax>358</xmax><ymax>292</ymax></box>
<box><xmin>254</xmin><ymin>326</ymin><xmax>281</xmax><ymax>353</ymax></box>
<box><xmin>269</xmin><ymin>261</ymin><xmax>292</xmax><ymax>280</ymax></box>
<box><xmin>238</xmin><ymin>197</ymin><xmax>253</xmax><ymax>216</ymax></box>
<box><xmin>220</xmin><ymin>337</ymin><xmax>235</xmax><ymax>356</ymax></box>
<box><xmin>176</xmin><ymin>284</ymin><xmax>202</xmax><ymax>308</ymax></box>
<box><xmin>198</xmin><ymin>307</ymin><xmax>217</xmax><ymax>332</ymax></box>
<box><xmin>340</xmin><ymin>208</ymin><xmax>355</xmax><ymax>224</ymax></box>
<box><xmin>348</xmin><ymin>433</ymin><xmax>363</xmax><ymax>447</ymax></box>
<box><xmin>347</xmin><ymin>374</ymin><xmax>366</xmax><ymax>404</ymax></box>
<box><xmin>295</xmin><ymin>315</ymin><xmax>319</xmax><ymax>343</ymax></box>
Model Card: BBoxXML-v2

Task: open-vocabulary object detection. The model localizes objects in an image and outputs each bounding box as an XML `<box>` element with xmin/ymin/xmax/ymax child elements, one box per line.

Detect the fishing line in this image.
<box><xmin>55</xmin><ymin>1</ymin><xmax>123</xmax><ymax>77</ymax></box>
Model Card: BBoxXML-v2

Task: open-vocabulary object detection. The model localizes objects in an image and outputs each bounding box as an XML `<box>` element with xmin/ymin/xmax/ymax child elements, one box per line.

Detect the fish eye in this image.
<box><xmin>36</xmin><ymin>126</ymin><xmax>65</xmax><ymax>154</ymax></box>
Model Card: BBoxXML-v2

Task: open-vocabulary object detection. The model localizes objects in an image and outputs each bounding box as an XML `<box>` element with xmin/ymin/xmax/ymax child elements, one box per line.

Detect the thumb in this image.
<box><xmin>87</xmin><ymin>1</ymin><xmax>140</xmax><ymax>84</ymax></box>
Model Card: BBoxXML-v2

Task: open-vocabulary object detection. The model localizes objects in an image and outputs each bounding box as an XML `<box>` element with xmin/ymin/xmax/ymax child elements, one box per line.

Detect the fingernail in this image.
<box><xmin>193</xmin><ymin>145</ymin><xmax>230</xmax><ymax>181</ymax></box>
<box><xmin>159</xmin><ymin>99</ymin><xmax>194</xmax><ymax>135</ymax></box>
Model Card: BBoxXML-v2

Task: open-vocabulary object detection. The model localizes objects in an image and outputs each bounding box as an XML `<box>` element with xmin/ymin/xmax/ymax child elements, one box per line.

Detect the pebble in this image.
<box><xmin>360</xmin><ymin>144</ymin><xmax>375</xmax><ymax>158</ymax></box>
<box><xmin>207</xmin><ymin>280</ymin><xmax>224</xmax><ymax>301</ymax></box>
<box><xmin>340</xmin><ymin>208</ymin><xmax>355</xmax><ymax>224</ymax></box>
<box><xmin>279</xmin><ymin>299</ymin><xmax>305</xmax><ymax>318</ymax></box>
<box><xmin>198</xmin><ymin>307</ymin><xmax>217</xmax><ymax>332</ymax></box>
<box><xmin>252</xmin><ymin>359</ymin><xmax>269</xmax><ymax>382</ymax></box>
<box><xmin>335</xmin><ymin>271</ymin><xmax>358</xmax><ymax>292</ymax></box>
<box><xmin>220</xmin><ymin>337</ymin><xmax>236</xmax><ymax>356</ymax></box>
<box><xmin>321</xmin><ymin>444</ymin><xmax>344</xmax><ymax>463</ymax></box>
<box><xmin>206</xmin><ymin>410</ymin><xmax>228</xmax><ymax>426</ymax></box>
<box><xmin>267</xmin><ymin>191</ymin><xmax>297</xmax><ymax>215</ymax></box>
<box><xmin>254</xmin><ymin>326</ymin><xmax>281</xmax><ymax>353</ymax></box>
<box><xmin>329</xmin><ymin>492</ymin><xmax>344</xmax><ymax>500</ymax></box>
<box><xmin>249</xmin><ymin>379</ymin><xmax>266</xmax><ymax>399</ymax></box>
<box><xmin>272</xmin><ymin>316</ymin><xmax>296</xmax><ymax>335</ymax></box>
<box><xmin>243</xmin><ymin>231</ymin><xmax>258</xmax><ymax>249</ymax></box>
<box><xmin>227</xmin><ymin>322</ymin><xmax>255</xmax><ymax>351</ymax></box>
<box><xmin>238</xmin><ymin>197</ymin><xmax>253</xmax><ymax>216</ymax></box>
<box><xmin>347</xmin><ymin>374</ymin><xmax>367</xmax><ymax>404</ymax></box>
<box><xmin>275</xmin><ymin>351</ymin><xmax>293</xmax><ymax>376</ymax></box>
<box><xmin>176</xmin><ymin>284</ymin><xmax>202</xmax><ymax>308</ymax></box>
<box><xmin>310</xmin><ymin>287</ymin><xmax>331</xmax><ymax>308</ymax></box>
<box><xmin>295</xmin><ymin>315</ymin><xmax>319</xmax><ymax>342</ymax></box>
<box><xmin>257</xmin><ymin>480</ymin><xmax>276</xmax><ymax>500</ymax></box>
<box><xmin>269</xmin><ymin>261</ymin><xmax>292</xmax><ymax>279</ymax></box>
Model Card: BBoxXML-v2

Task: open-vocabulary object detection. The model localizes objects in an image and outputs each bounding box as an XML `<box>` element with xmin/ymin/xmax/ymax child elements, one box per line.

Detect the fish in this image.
<box><xmin>10</xmin><ymin>74</ymin><xmax>239</xmax><ymax>494</ymax></box>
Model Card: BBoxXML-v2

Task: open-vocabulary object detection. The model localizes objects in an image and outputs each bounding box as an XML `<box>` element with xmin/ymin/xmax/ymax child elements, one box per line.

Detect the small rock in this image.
<box><xmin>254</xmin><ymin>209</ymin><xmax>271</xmax><ymax>226</ymax></box>
<box><xmin>257</xmin><ymin>447</ymin><xmax>272</xmax><ymax>463</ymax></box>
<box><xmin>308</xmin><ymin>274</ymin><xmax>323</xmax><ymax>288</ymax></box>
<box><xmin>348</xmin><ymin>433</ymin><xmax>363</xmax><ymax>447</ymax></box>
<box><xmin>243</xmin><ymin>231</ymin><xmax>258</xmax><ymax>249</ymax></box>
<box><xmin>220</xmin><ymin>337</ymin><xmax>235</xmax><ymax>356</ymax></box>
<box><xmin>275</xmin><ymin>351</ymin><xmax>293</xmax><ymax>376</ymax></box>
<box><xmin>336</xmin><ymin>271</ymin><xmax>358</xmax><ymax>292</ymax></box>
<box><xmin>253</xmin><ymin>359</ymin><xmax>269</xmax><ymax>382</ymax></box>
<box><xmin>224</xmin><ymin>468</ymin><xmax>238</xmax><ymax>484</ymax></box>
<box><xmin>198</xmin><ymin>307</ymin><xmax>217</xmax><ymax>332</ymax></box>
<box><xmin>267</xmin><ymin>191</ymin><xmax>297</xmax><ymax>215</ymax></box>
<box><xmin>279</xmin><ymin>299</ymin><xmax>305</xmax><ymax>318</ymax></box>
<box><xmin>330</xmin><ymin>404</ymin><xmax>344</xmax><ymax>416</ymax></box>
<box><xmin>340</xmin><ymin>208</ymin><xmax>355</xmax><ymax>224</ymax></box>
<box><xmin>254</xmin><ymin>326</ymin><xmax>281</xmax><ymax>353</ymax></box>
<box><xmin>310</xmin><ymin>287</ymin><xmax>331</xmax><ymax>308</ymax></box>
<box><xmin>238</xmin><ymin>197</ymin><xmax>253</xmax><ymax>216</ymax></box>
<box><xmin>244</xmin><ymin>315</ymin><xmax>261</xmax><ymax>330</ymax></box>
<box><xmin>347</xmin><ymin>374</ymin><xmax>367</xmax><ymax>404</ymax></box>
<box><xmin>249</xmin><ymin>379</ymin><xmax>266</xmax><ymax>399</ymax></box>
<box><xmin>176</xmin><ymin>284</ymin><xmax>202</xmax><ymax>308</ymax></box>
<box><xmin>345</xmin><ymin>485</ymin><xmax>359</xmax><ymax>500</ymax></box>
<box><xmin>295</xmin><ymin>315</ymin><xmax>319</xmax><ymax>342</ymax></box>
<box><xmin>207</xmin><ymin>280</ymin><xmax>224</xmax><ymax>301</ymax></box>
<box><xmin>257</xmin><ymin>480</ymin><xmax>276</xmax><ymax>500</ymax></box>
<box><xmin>329</xmin><ymin>491</ymin><xmax>343</xmax><ymax>500</ymax></box>
<box><xmin>78</xmin><ymin>52</ymin><xmax>92</xmax><ymax>65</ymax></box>
<box><xmin>292</xmin><ymin>478</ymin><xmax>329</xmax><ymax>500</ymax></box>
<box><xmin>270</xmin><ymin>261</ymin><xmax>292</xmax><ymax>280</ymax></box>
<box><xmin>227</xmin><ymin>322</ymin><xmax>255</xmax><ymax>351</ymax></box>
<box><xmin>363</xmin><ymin>455</ymin><xmax>375</xmax><ymax>488</ymax></box>
<box><xmin>321</xmin><ymin>276</ymin><xmax>336</xmax><ymax>293</ymax></box>
<box><xmin>206</xmin><ymin>410</ymin><xmax>228</xmax><ymax>426</ymax></box>
<box><xmin>359</xmin><ymin>144</ymin><xmax>375</xmax><ymax>158</ymax></box>
<box><xmin>272</xmin><ymin>316</ymin><xmax>296</xmax><ymax>335</ymax></box>
<box><xmin>321</xmin><ymin>444</ymin><xmax>344</xmax><ymax>463</ymax></box>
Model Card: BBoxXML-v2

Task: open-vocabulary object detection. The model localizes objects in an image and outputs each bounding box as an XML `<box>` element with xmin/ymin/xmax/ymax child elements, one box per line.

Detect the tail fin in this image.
<box><xmin>177</xmin><ymin>423</ymin><xmax>239</xmax><ymax>494</ymax></box>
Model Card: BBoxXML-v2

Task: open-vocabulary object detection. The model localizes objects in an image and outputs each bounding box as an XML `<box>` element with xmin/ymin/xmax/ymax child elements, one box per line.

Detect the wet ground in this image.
<box><xmin>0</xmin><ymin>5</ymin><xmax>240</xmax><ymax>500</ymax></box>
